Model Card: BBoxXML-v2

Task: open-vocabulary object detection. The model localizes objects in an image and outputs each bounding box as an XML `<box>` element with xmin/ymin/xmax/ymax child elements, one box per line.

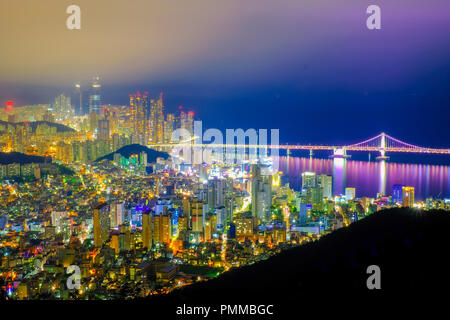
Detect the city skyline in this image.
<box><xmin>0</xmin><ymin>0</ymin><xmax>449</xmax><ymax>308</ymax></box>
<box><xmin>1</xmin><ymin>0</ymin><xmax>449</xmax><ymax>147</ymax></box>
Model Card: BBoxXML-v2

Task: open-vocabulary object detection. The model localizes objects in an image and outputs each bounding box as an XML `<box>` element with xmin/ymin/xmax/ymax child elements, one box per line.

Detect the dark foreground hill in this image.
<box><xmin>149</xmin><ymin>208</ymin><xmax>450</xmax><ymax>313</ymax></box>
<box><xmin>96</xmin><ymin>144</ymin><xmax>169</xmax><ymax>163</ymax></box>
<box><xmin>0</xmin><ymin>120</ymin><xmax>75</xmax><ymax>133</ymax></box>
<box><xmin>0</xmin><ymin>151</ymin><xmax>50</xmax><ymax>165</ymax></box>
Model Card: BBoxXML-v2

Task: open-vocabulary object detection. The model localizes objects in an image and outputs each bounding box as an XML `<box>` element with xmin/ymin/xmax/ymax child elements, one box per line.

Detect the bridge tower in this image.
<box><xmin>376</xmin><ymin>132</ymin><xmax>390</xmax><ymax>160</ymax></box>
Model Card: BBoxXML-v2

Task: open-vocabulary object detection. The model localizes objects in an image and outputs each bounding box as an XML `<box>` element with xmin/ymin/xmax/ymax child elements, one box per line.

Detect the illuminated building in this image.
<box><xmin>130</xmin><ymin>91</ymin><xmax>150</xmax><ymax>145</ymax></box>
<box><xmin>52</xmin><ymin>93</ymin><xmax>73</xmax><ymax>121</ymax></box>
<box><xmin>155</xmin><ymin>198</ymin><xmax>173</xmax><ymax>215</ymax></box>
<box><xmin>191</xmin><ymin>198</ymin><xmax>205</xmax><ymax>233</ymax></box>
<box><xmin>273</xmin><ymin>226</ymin><xmax>287</xmax><ymax>244</ymax></box>
<box><xmin>142</xmin><ymin>210</ymin><xmax>153</xmax><ymax>249</ymax></box>
<box><xmin>140</xmin><ymin>151</ymin><xmax>147</xmax><ymax>166</ymax></box>
<box><xmin>306</xmin><ymin>187</ymin><xmax>323</xmax><ymax>211</ymax></box>
<box><xmin>204</xmin><ymin>217</ymin><xmax>213</xmax><ymax>241</ymax></box>
<box><xmin>119</xmin><ymin>224</ymin><xmax>131</xmax><ymax>251</ymax></box>
<box><xmin>345</xmin><ymin>187</ymin><xmax>356</xmax><ymax>201</ymax></box>
<box><xmin>153</xmin><ymin>208</ymin><xmax>172</xmax><ymax>244</ymax></box>
<box><xmin>93</xmin><ymin>202</ymin><xmax>110</xmax><ymax>247</ymax></box>
<box><xmin>251</xmin><ymin>164</ymin><xmax>272</xmax><ymax>222</ymax></box>
<box><xmin>149</xmin><ymin>93</ymin><xmax>165</xmax><ymax>144</ymax></box>
<box><xmin>272</xmin><ymin>172</ymin><xmax>281</xmax><ymax>189</ymax></box>
<box><xmin>110</xmin><ymin>202</ymin><xmax>124</xmax><ymax>228</ymax></box>
<box><xmin>89</xmin><ymin>76</ymin><xmax>102</xmax><ymax>115</ymax></box>
<box><xmin>301</xmin><ymin>172</ymin><xmax>316</xmax><ymax>189</ymax></box>
<box><xmin>51</xmin><ymin>211</ymin><xmax>68</xmax><ymax>233</ymax></box>
<box><xmin>178</xmin><ymin>215</ymin><xmax>188</xmax><ymax>234</ymax></box>
<box><xmin>392</xmin><ymin>184</ymin><xmax>404</xmax><ymax>204</ymax></box>
<box><xmin>215</xmin><ymin>206</ymin><xmax>226</xmax><ymax>229</ymax></box>
<box><xmin>182</xmin><ymin>198</ymin><xmax>191</xmax><ymax>229</ymax></box>
<box><xmin>234</xmin><ymin>217</ymin><xmax>254</xmax><ymax>238</ymax></box>
<box><xmin>299</xmin><ymin>202</ymin><xmax>311</xmax><ymax>225</ymax></box>
<box><xmin>110</xmin><ymin>233</ymin><xmax>119</xmax><ymax>254</ymax></box>
<box><xmin>74</xmin><ymin>84</ymin><xmax>83</xmax><ymax>116</ymax></box>
<box><xmin>164</xmin><ymin>113</ymin><xmax>175</xmax><ymax>143</ymax></box>
<box><xmin>179</xmin><ymin>109</ymin><xmax>194</xmax><ymax>136</ymax></box>
<box><xmin>89</xmin><ymin>112</ymin><xmax>99</xmax><ymax>132</ymax></box>
<box><xmin>402</xmin><ymin>187</ymin><xmax>415</xmax><ymax>207</ymax></box>
<box><xmin>98</xmin><ymin>119</ymin><xmax>110</xmax><ymax>141</ymax></box>
<box><xmin>317</xmin><ymin>174</ymin><xmax>332</xmax><ymax>199</ymax></box>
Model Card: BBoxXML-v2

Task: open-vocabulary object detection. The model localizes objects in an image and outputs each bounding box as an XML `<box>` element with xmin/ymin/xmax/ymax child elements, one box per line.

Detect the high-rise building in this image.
<box><xmin>301</xmin><ymin>172</ymin><xmax>316</xmax><ymax>190</ymax></box>
<box><xmin>97</xmin><ymin>119</ymin><xmax>110</xmax><ymax>141</ymax></box>
<box><xmin>251</xmin><ymin>164</ymin><xmax>272</xmax><ymax>222</ymax></box>
<box><xmin>306</xmin><ymin>187</ymin><xmax>323</xmax><ymax>211</ymax></box>
<box><xmin>191</xmin><ymin>198</ymin><xmax>204</xmax><ymax>233</ymax></box>
<box><xmin>93</xmin><ymin>202</ymin><xmax>110</xmax><ymax>247</ymax></box>
<box><xmin>182</xmin><ymin>198</ymin><xmax>191</xmax><ymax>229</ymax></box>
<box><xmin>402</xmin><ymin>187</ymin><xmax>415</xmax><ymax>207</ymax></box>
<box><xmin>130</xmin><ymin>91</ymin><xmax>150</xmax><ymax>145</ymax></box>
<box><xmin>164</xmin><ymin>113</ymin><xmax>175</xmax><ymax>143</ymax></box>
<box><xmin>110</xmin><ymin>202</ymin><xmax>124</xmax><ymax>228</ymax></box>
<box><xmin>153</xmin><ymin>208</ymin><xmax>172</xmax><ymax>244</ymax></box>
<box><xmin>74</xmin><ymin>84</ymin><xmax>83</xmax><ymax>116</ymax></box>
<box><xmin>317</xmin><ymin>174</ymin><xmax>332</xmax><ymax>199</ymax></box>
<box><xmin>89</xmin><ymin>77</ymin><xmax>102</xmax><ymax>115</ymax></box>
<box><xmin>119</xmin><ymin>224</ymin><xmax>131</xmax><ymax>251</ymax></box>
<box><xmin>110</xmin><ymin>233</ymin><xmax>119</xmax><ymax>254</ymax></box>
<box><xmin>52</xmin><ymin>94</ymin><xmax>73</xmax><ymax>121</ymax></box>
<box><xmin>345</xmin><ymin>187</ymin><xmax>356</xmax><ymax>201</ymax></box>
<box><xmin>299</xmin><ymin>202</ymin><xmax>311</xmax><ymax>225</ymax></box>
<box><xmin>149</xmin><ymin>93</ymin><xmax>165</xmax><ymax>144</ymax></box>
<box><xmin>179</xmin><ymin>109</ymin><xmax>194</xmax><ymax>136</ymax></box>
<box><xmin>392</xmin><ymin>184</ymin><xmax>404</xmax><ymax>204</ymax></box>
<box><xmin>142</xmin><ymin>210</ymin><xmax>153</xmax><ymax>249</ymax></box>
<box><xmin>155</xmin><ymin>198</ymin><xmax>173</xmax><ymax>215</ymax></box>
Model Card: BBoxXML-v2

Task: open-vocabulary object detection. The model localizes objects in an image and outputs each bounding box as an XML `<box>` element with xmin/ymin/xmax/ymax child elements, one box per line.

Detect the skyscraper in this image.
<box><xmin>301</xmin><ymin>172</ymin><xmax>316</xmax><ymax>190</ymax></box>
<box><xmin>52</xmin><ymin>94</ymin><xmax>73</xmax><ymax>121</ymax></box>
<box><xmin>149</xmin><ymin>93</ymin><xmax>164</xmax><ymax>144</ymax></box>
<box><xmin>392</xmin><ymin>184</ymin><xmax>404</xmax><ymax>204</ymax></box>
<box><xmin>97</xmin><ymin>119</ymin><xmax>110</xmax><ymax>141</ymax></box>
<box><xmin>110</xmin><ymin>202</ymin><xmax>124</xmax><ymax>228</ymax></box>
<box><xmin>179</xmin><ymin>109</ymin><xmax>194</xmax><ymax>136</ymax></box>
<box><xmin>345</xmin><ymin>187</ymin><xmax>356</xmax><ymax>201</ymax></box>
<box><xmin>402</xmin><ymin>187</ymin><xmax>415</xmax><ymax>207</ymax></box>
<box><xmin>191</xmin><ymin>198</ymin><xmax>204</xmax><ymax>233</ymax></box>
<box><xmin>317</xmin><ymin>174</ymin><xmax>333</xmax><ymax>199</ymax></box>
<box><xmin>251</xmin><ymin>164</ymin><xmax>272</xmax><ymax>223</ymax></box>
<box><xmin>89</xmin><ymin>76</ymin><xmax>102</xmax><ymax>115</ymax></box>
<box><xmin>142</xmin><ymin>210</ymin><xmax>153</xmax><ymax>249</ymax></box>
<box><xmin>164</xmin><ymin>113</ymin><xmax>175</xmax><ymax>143</ymax></box>
<box><xmin>153</xmin><ymin>208</ymin><xmax>172</xmax><ymax>244</ymax></box>
<box><xmin>93</xmin><ymin>202</ymin><xmax>110</xmax><ymax>247</ymax></box>
<box><xmin>130</xmin><ymin>91</ymin><xmax>150</xmax><ymax>145</ymax></box>
<box><xmin>74</xmin><ymin>84</ymin><xmax>83</xmax><ymax>116</ymax></box>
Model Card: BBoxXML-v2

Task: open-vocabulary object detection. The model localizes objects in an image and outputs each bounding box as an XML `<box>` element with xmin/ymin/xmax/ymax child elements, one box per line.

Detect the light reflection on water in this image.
<box><xmin>278</xmin><ymin>156</ymin><xmax>450</xmax><ymax>200</ymax></box>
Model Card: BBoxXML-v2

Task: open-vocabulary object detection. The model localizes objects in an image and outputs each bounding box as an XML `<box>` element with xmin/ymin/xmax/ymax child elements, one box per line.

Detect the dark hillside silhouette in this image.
<box><xmin>149</xmin><ymin>208</ymin><xmax>450</xmax><ymax>312</ymax></box>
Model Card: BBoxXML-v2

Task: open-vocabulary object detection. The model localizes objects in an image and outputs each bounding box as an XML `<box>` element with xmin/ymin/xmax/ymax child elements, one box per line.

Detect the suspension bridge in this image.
<box><xmin>154</xmin><ymin>132</ymin><xmax>450</xmax><ymax>158</ymax></box>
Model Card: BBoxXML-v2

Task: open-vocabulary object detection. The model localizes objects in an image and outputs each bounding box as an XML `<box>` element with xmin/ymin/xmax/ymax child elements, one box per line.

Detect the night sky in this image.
<box><xmin>0</xmin><ymin>0</ymin><xmax>449</xmax><ymax>147</ymax></box>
